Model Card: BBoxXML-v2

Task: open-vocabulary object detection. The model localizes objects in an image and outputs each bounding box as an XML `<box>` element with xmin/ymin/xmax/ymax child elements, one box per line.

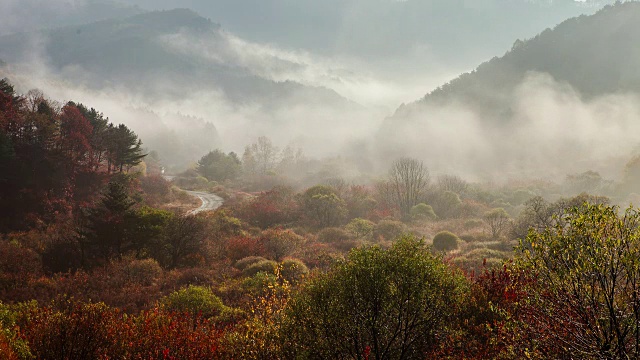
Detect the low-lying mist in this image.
<box><xmin>379</xmin><ymin>72</ymin><xmax>640</xmax><ymax>184</ymax></box>
<box><xmin>3</xmin><ymin>16</ymin><xmax>640</xmax><ymax>189</ymax></box>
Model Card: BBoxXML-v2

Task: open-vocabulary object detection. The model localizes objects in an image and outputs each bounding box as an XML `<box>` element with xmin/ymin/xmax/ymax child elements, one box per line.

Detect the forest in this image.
<box><xmin>2</xmin><ymin>78</ymin><xmax>640</xmax><ymax>359</ymax></box>
<box><xmin>3</xmin><ymin>1</ymin><xmax>640</xmax><ymax>359</ymax></box>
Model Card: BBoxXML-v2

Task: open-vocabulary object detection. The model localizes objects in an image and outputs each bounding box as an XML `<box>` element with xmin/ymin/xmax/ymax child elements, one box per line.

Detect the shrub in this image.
<box><xmin>463</xmin><ymin>219</ymin><xmax>485</xmax><ymax>230</ymax></box>
<box><xmin>140</xmin><ymin>174</ymin><xmax>171</xmax><ymax>203</ymax></box>
<box><xmin>430</xmin><ymin>191</ymin><xmax>462</xmax><ymax>219</ymax></box>
<box><xmin>280</xmin><ymin>258</ymin><xmax>309</xmax><ymax>284</ymax></box>
<box><xmin>345</xmin><ymin>218</ymin><xmax>375</xmax><ymax>238</ymax></box>
<box><xmin>242</xmin><ymin>260</ymin><xmax>278</xmax><ymax>277</ymax></box>
<box><xmin>372</xmin><ymin>220</ymin><xmax>405</xmax><ymax>241</ymax></box>
<box><xmin>410</xmin><ymin>203</ymin><xmax>437</xmax><ymax>221</ymax></box>
<box><xmin>227</xmin><ymin>236</ymin><xmax>264</xmax><ymax>261</ymax></box>
<box><xmin>260</xmin><ymin>228</ymin><xmax>305</xmax><ymax>261</ymax></box>
<box><xmin>235</xmin><ymin>256</ymin><xmax>268</xmax><ymax>271</ymax></box>
<box><xmin>465</xmin><ymin>248</ymin><xmax>507</xmax><ymax>261</ymax></box>
<box><xmin>123</xmin><ymin>258</ymin><xmax>163</xmax><ymax>286</ymax></box>
<box><xmin>160</xmin><ymin>285</ymin><xmax>228</xmax><ymax>320</ymax></box>
<box><xmin>432</xmin><ymin>231</ymin><xmax>460</xmax><ymax>252</ymax></box>
<box><xmin>317</xmin><ymin>227</ymin><xmax>352</xmax><ymax>243</ymax></box>
<box><xmin>300</xmin><ymin>185</ymin><xmax>348</xmax><ymax>228</ymax></box>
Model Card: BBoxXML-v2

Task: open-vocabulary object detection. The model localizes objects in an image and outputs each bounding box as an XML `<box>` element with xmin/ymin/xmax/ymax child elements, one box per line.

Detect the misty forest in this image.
<box><xmin>3</xmin><ymin>0</ymin><xmax>640</xmax><ymax>359</ymax></box>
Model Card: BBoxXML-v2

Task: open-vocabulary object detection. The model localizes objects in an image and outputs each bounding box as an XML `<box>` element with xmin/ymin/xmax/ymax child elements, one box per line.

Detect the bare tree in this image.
<box><xmin>252</xmin><ymin>136</ymin><xmax>279</xmax><ymax>175</ymax></box>
<box><xmin>388</xmin><ymin>157</ymin><xmax>430</xmax><ymax>215</ymax></box>
<box><xmin>484</xmin><ymin>208</ymin><xmax>511</xmax><ymax>238</ymax></box>
<box><xmin>437</xmin><ymin>174</ymin><xmax>468</xmax><ymax>195</ymax></box>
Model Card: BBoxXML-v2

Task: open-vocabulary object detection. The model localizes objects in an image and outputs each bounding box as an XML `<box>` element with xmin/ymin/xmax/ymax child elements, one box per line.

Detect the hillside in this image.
<box><xmin>0</xmin><ymin>0</ymin><xmax>143</xmax><ymax>35</ymax></box>
<box><xmin>0</xmin><ymin>9</ymin><xmax>351</xmax><ymax>108</ymax></box>
<box><xmin>125</xmin><ymin>0</ymin><xmax>614</xmax><ymax>68</ymax></box>
<box><xmin>394</xmin><ymin>1</ymin><xmax>640</xmax><ymax>121</ymax></box>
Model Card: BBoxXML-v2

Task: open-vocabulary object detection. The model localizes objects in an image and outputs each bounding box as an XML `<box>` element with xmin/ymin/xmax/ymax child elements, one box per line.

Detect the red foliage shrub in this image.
<box><xmin>227</xmin><ymin>236</ymin><xmax>264</xmax><ymax>261</ymax></box>
<box><xmin>140</xmin><ymin>174</ymin><xmax>172</xmax><ymax>205</ymax></box>
<box><xmin>235</xmin><ymin>186</ymin><xmax>300</xmax><ymax>229</ymax></box>
<box><xmin>14</xmin><ymin>301</ymin><xmax>225</xmax><ymax>359</ymax></box>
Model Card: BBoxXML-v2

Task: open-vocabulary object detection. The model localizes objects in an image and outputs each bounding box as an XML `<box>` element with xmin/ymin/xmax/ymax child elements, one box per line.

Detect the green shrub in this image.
<box><xmin>242</xmin><ymin>260</ymin><xmax>278</xmax><ymax>277</ymax></box>
<box><xmin>242</xmin><ymin>271</ymin><xmax>277</xmax><ymax>296</ymax></box>
<box><xmin>432</xmin><ymin>231</ymin><xmax>460</xmax><ymax>252</ymax></box>
<box><xmin>464</xmin><ymin>248</ymin><xmax>507</xmax><ymax>260</ymax></box>
<box><xmin>235</xmin><ymin>256</ymin><xmax>268</xmax><ymax>271</ymax></box>
<box><xmin>281</xmin><ymin>258</ymin><xmax>309</xmax><ymax>284</ymax></box>
<box><xmin>485</xmin><ymin>240</ymin><xmax>515</xmax><ymax>252</ymax></box>
<box><xmin>410</xmin><ymin>203</ymin><xmax>437</xmax><ymax>221</ymax></box>
<box><xmin>345</xmin><ymin>218</ymin><xmax>375</xmax><ymax>238</ymax></box>
<box><xmin>160</xmin><ymin>285</ymin><xmax>228</xmax><ymax>320</ymax></box>
<box><xmin>463</xmin><ymin>219</ymin><xmax>484</xmax><ymax>230</ymax></box>
<box><xmin>372</xmin><ymin>220</ymin><xmax>405</xmax><ymax>241</ymax></box>
<box><xmin>430</xmin><ymin>191</ymin><xmax>462</xmax><ymax>219</ymax></box>
<box><xmin>317</xmin><ymin>227</ymin><xmax>352</xmax><ymax>243</ymax></box>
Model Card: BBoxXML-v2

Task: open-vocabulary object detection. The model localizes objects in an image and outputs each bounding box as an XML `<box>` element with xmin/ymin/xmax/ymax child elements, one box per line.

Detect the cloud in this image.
<box><xmin>378</xmin><ymin>72</ymin><xmax>640</xmax><ymax>182</ymax></box>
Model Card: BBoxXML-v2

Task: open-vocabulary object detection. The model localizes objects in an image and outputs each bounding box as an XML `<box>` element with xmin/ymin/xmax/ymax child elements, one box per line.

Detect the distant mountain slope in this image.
<box><xmin>394</xmin><ymin>1</ymin><xmax>640</xmax><ymax>121</ymax></box>
<box><xmin>125</xmin><ymin>0</ymin><xmax>615</xmax><ymax>68</ymax></box>
<box><xmin>0</xmin><ymin>0</ymin><xmax>143</xmax><ymax>36</ymax></box>
<box><xmin>0</xmin><ymin>9</ymin><xmax>352</xmax><ymax>108</ymax></box>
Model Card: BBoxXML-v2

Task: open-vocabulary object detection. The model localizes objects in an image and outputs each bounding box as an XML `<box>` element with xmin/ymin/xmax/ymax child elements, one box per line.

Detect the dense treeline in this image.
<box><xmin>0</xmin><ymin>79</ymin><xmax>144</xmax><ymax>231</ymax></box>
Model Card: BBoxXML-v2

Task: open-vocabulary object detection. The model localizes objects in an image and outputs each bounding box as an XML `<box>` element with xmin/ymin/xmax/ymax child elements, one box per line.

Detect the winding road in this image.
<box><xmin>162</xmin><ymin>175</ymin><xmax>224</xmax><ymax>215</ymax></box>
<box><xmin>185</xmin><ymin>190</ymin><xmax>224</xmax><ymax>215</ymax></box>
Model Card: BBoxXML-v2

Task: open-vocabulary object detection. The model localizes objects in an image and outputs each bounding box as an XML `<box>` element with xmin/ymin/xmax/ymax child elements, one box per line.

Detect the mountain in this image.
<box><xmin>123</xmin><ymin>0</ymin><xmax>615</xmax><ymax>68</ymax></box>
<box><xmin>0</xmin><ymin>0</ymin><xmax>144</xmax><ymax>36</ymax></box>
<box><xmin>376</xmin><ymin>1</ymin><xmax>640</xmax><ymax>180</ymax></box>
<box><xmin>0</xmin><ymin>9</ymin><xmax>352</xmax><ymax>108</ymax></box>
<box><xmin>393</xmin><ymin>1</ymin><xmax>640</xmax><ymax>121</ymax></box>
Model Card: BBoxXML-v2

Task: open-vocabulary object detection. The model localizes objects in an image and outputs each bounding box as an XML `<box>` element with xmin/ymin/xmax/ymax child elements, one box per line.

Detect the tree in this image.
<box><xmin>59</xmin><ymin>104</ymin><xmax>93</xmax><ymax>173</ymax></box>
<box><xmin>161</xmin><ymin>214</ymin><xmax>208</xmax><ymax>269</ymax></box>
<box><xmin>300</xmin><ymin>185</ymin><xmax>347</xmax><ymax>228</ymax></box>
<box><xmin>387</xmin><ymin>157</ymin><xmax>430</xmax><ymax>216</ymax></box>
<box><xmin>281</xmin><ymin>235</ymin><xmax>468</xmax><ymax>359</ymax></box>
<box><xmin>484</xmin><ymin>208</ymin><xmax>511</xmax><ymax>238</ymax></box>
<box><xmin>196</xmin><ymin>149</ymin><xmax>241</xmax><ymax>182</ymax></box>
<box><xmin>517</xmin><ymin>203</ymin><xmax>640</xmax><ymax>358</ymax></box>
<box><xmin>254</xmin><ymin>136</ymin><xmax>279</xmax><ymax>175</ymax></box>
<box><xmin>437</xmin><ymin>174</ymin><xmax>468</xmax><ymax>195</ymax></box>
<box><xmin>105</xmin><ymin>124</ymin><xmax>145</xmax><ymax>173</ymax></box>
<box><xmin>84</xmin><ymin>175</ymin><xmax>139</xmax><ymax>262</ymax></box>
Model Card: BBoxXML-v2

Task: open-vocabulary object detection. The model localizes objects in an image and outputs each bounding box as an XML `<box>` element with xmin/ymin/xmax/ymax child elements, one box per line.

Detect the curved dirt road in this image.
<box><xmin>186</xmin><ymin>190</ymin><xmax>224</xmax><ymax>215</ymax></box>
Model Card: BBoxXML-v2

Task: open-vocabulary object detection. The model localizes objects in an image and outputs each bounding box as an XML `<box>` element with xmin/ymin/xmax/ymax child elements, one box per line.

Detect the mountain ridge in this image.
<box><xmin>393</xmin><ymin>1</ymin><xmax>640</xmax><ymax>121</ymax></box>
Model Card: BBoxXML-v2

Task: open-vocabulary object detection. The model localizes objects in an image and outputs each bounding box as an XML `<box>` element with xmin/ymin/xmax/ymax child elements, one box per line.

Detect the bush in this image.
<box><xmin>260</xmin><ymin>228</ymin><xmax>306</xmax><ymax>261</ymax></box>
<box><xmin>123</xmin><ymin>258</ymin><xmax>163</xmax><ymax>286</ymax></box>
<box><xmin>432</xmin><ymin>231</ymin><xmax>460</xmax><ymax>252</ymax></box>
<box><xmin>410</xmin><ymin>203</ymin><xmax>437</xmax><ymax>221</ymax></box>
<box><xmin>280</xmin><ymin>258</ymin><xmax>309</xmax><ymax>284</ymax></box>
<box><xmin>463</xmin><ymin>219</ymin><xmax>485</xmax><ymax>230</ymax></box>
<box><xmin>430</xmin><ymin>191</ymin><xmax>462</xmax><ymax>219</ymax></box>
<box><xmin>242</xmin><ymin>260</ymin><xmax>278</xmax><ymax>277</ymax></box>
<box><xmin>160</xmin><ymin>285</ymin><xmax>227</xmax><ymax>320</ymax></box>
<box><xmin>345</xmin><ymin>218</ymin><xmax>375</xmax><ymax>238</ymax></box>
<box><xmin>372</xmin><ymin>220</ymin><xmax>405</xmax><ymax>241</ymax></box>
<box><xmin>465</xmin><ymin>248</ymin><xmax>507</xmax><ymax>260</ymax></box>
<box><xmin>235</xmin><ymin>256</ymin><xmax>268</xmax><ymax>271</ymax></box>
<box><xmin>227</xmin><ymin>236</ymin><xmax>264</xmax><ymax>261</ymax></box>
<box><xmin>317</xmin><ymin>227</ymin><xmax>352</xmax><ymax>243</ymax></box>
